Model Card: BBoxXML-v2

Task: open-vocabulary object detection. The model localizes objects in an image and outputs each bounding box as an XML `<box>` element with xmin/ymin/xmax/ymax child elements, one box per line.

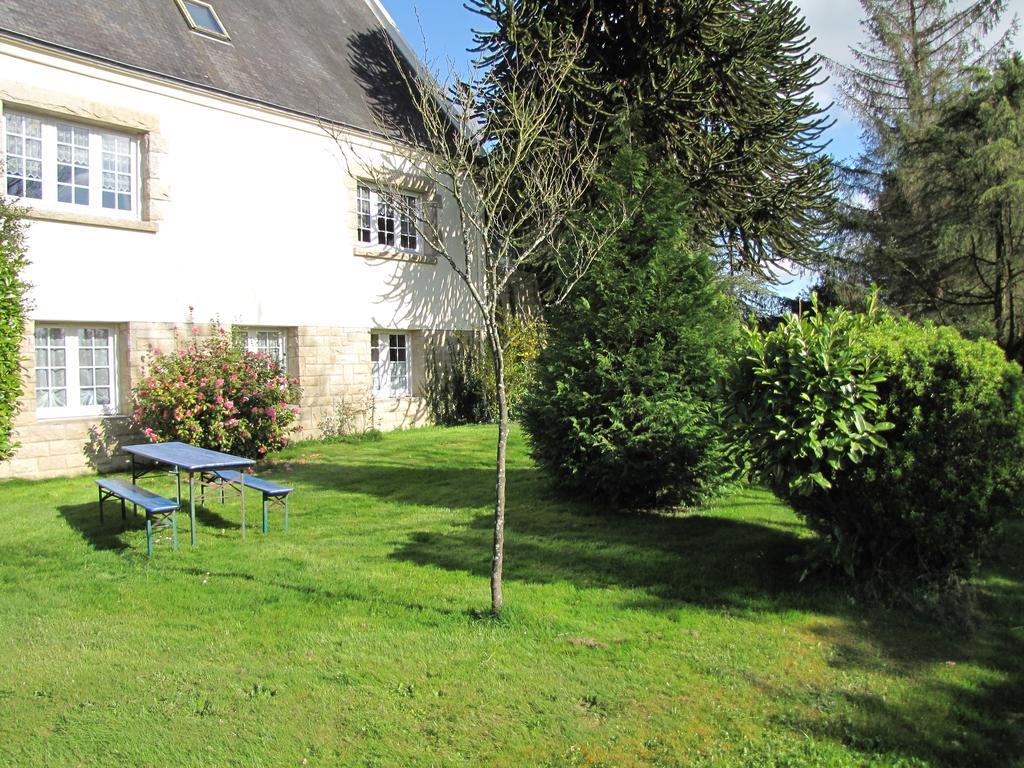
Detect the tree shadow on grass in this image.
<box><xmin>285</xmin><ymin>462</ymin><xmax>813</xmax><ymax>613</ymax></box>
<box><xmin>285</xmin><ymin>458</ymin><xmax>1024</xmax><ymax>766</ymax></box>
<box><xmin>775</xmin><ymin>521</ymin><xmax>1024</xmax><ymax>767</ymax></box>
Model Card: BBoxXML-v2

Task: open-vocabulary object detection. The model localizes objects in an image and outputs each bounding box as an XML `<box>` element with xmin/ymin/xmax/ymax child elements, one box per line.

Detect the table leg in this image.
<box><xmin>189</xmin><ymin>472</ymin><xmax>197</xmax><ymax>547</ymax></box>
<box><xmin>175</xmin><ymin>466</ymin><xmax>182</xmax><ymax>506</ymax></box>
<box><xmin>240</xmin><ymin>475</ymin><xmax>246</xmax><ymax>538</ymax></box>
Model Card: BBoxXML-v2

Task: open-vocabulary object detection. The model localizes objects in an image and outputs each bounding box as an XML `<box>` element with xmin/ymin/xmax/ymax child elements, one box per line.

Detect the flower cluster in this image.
<box><xmin>131</xmin><ymin>327</ymin><xmax>301</xmax><ymax>458</ymax></box>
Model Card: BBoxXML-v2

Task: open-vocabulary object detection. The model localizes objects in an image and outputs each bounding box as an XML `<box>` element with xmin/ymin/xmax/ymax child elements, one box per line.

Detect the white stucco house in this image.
<box><xmin>0</xmin><ymin>0</ymin><xmax>479</xmax><ymax>479</ymax></box>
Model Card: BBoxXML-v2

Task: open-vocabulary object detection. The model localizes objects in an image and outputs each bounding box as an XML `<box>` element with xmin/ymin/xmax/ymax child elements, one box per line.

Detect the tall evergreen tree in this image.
<box><xmin>469</xmin><ymin>0</ymin><xmax>836</xmax><ymax>277</ymax></box>
<box><xmin>828</xmin><ymin>0</ymin><xmax>1021</xmax><ymax>358</ymax></box>
<box><xmin>881</xmin><ymin>57</ymin><xmax>1024</xmax><ymax>361</ymax></box>
<box><xmin>522</xmin><ymin>146</ymin><xmax>739</xmax><ymax>510</ymax></box>
<box><xmin>835</xmin><ymin>0</ymin><xmax>1015</xmax><ymax>165</ymax></box>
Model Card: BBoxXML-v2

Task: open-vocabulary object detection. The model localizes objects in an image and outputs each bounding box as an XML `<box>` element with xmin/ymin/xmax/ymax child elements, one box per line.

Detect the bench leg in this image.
<box><xmin>189</xmin><ymin>473</ymin><xmax>197</xmax><ymax>547</ymax></box>
<box><xmin>240</xmin><ymin>480</ymin><xmax>246</xmax><ymax>538</ymax></box>
<box><xmin>262</xmin><ymin>496</ymin><xmax>268</xmax><ymax>535</ymax></box>
<box><xmin>146</xmin><ymin>513</ymin><xmax>153</xmax><ymax>558</ymax></box>
<box><xmin>284</xmin><ymin>496</ymin><xmax>289</xmax><ymax>532</ymax></box>
<box><xmin>172</xmin><ymin>507</ymin><xmax>179</xmax><ymax>551</ymax></box>
<box><xmin>121</xmin><ymin>496</ymin><xmax>127</xmax><ymax>525</ymax></box>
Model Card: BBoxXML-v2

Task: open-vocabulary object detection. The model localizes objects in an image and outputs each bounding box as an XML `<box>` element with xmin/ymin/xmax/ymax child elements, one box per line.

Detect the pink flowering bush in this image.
<box><xmin>131</xmin><ymin>327</ymin><xmax>301</xmax><ymax>458</ymax></box>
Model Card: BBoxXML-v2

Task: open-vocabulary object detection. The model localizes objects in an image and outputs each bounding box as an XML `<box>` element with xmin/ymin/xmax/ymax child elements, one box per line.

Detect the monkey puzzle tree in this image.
<box><xmin>470</xmin><ymin>0</ymin><xmax>838</xmax><ymax>276</ymax></box>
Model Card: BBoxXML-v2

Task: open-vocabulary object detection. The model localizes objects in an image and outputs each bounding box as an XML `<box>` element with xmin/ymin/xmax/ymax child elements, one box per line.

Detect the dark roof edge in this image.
<box><xmin>0</xmin><ymin>28</ymin><xmax>399</xmax><ymax>144</ymax></box>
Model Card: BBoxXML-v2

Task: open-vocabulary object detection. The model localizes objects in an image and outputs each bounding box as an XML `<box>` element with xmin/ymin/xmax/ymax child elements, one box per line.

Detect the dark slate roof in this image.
<box><xmin>0</xmin><ymin>0</ymin><xmax>423</xmax><ymax>139</ymax></box>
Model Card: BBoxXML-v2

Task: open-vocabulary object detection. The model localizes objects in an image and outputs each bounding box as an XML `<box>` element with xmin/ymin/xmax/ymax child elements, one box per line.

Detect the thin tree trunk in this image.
<box><xmin>487</xmin><ymin>323</ymin><xmax>509</xmax><ymax>615</ymax></box>
<box><xmin>995</xmin><ymin>219</ymin><xmax>1012</xmax><ymax>353</ymax></box>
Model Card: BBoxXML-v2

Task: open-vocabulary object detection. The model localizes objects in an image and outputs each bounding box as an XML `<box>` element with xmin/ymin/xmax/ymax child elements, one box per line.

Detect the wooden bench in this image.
<box><xmin>207</xmin><ymin>470</ymin><xmax>292</xmax><ymax>534</ymax></box>
<box><xmin>96</xmin><ymin>478</ymin><xmax>179</xmax><ymax>557</ymax></box>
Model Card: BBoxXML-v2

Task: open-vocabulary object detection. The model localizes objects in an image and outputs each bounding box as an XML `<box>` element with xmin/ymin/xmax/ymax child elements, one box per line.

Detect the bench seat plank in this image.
<box><xmin>214</xmin><ymin>470</ymin><xmax>292</xmax><ymax>497</ymax></box>
<box><xmin>96</xmin><ymin>478</ymin><xmax>178</xmax><ymax>513</ymax></box>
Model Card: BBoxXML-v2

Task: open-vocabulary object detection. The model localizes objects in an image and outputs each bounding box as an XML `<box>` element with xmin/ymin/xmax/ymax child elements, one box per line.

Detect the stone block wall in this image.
<box><xmin>0</xmin><ymin>321</ymin><xmax>444</xmax><ymax>480</ymax></box>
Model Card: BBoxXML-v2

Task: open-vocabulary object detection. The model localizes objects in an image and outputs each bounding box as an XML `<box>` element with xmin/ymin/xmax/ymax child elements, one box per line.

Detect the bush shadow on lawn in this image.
<box><xmin>775</xmin><ymin>521</ymin><xmax>1024</xmax><ymax>767</ymax></box>
<box><xmin>285</xmin><ymin>457</ymin><xmax>1024</xmax><ymax>767</ymax></box>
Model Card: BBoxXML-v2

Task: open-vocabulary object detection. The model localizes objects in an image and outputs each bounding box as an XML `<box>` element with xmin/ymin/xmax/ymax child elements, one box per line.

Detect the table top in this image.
<box><xmin>123</xmin><ymin>442</ymin><xmax>256</xmax><ymax>472</ymax></box>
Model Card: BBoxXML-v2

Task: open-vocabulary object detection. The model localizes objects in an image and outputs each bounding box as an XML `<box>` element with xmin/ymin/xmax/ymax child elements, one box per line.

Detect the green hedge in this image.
<box><xmin>0</xmin><ymin>196</ymin><xmax>30</xmax><ymax>461</ymax></box>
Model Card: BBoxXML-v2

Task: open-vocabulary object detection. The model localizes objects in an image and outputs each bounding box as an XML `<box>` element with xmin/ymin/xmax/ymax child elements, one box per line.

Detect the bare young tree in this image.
<box><xmin>331</xmin><ymin>16</ymin><xmax>624</xmax><ymax>613</ymax></box>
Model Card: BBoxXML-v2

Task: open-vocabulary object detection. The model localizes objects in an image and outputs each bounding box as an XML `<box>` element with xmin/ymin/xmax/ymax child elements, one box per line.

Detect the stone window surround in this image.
<box><xmin>0</xmin><ymin>80</ymin><xmax>165</xmax><ymax>233</ymax></box>
<box><xmin>350</xmin><ymin>170</ymin><xmax>440</xmax><ymax>265</ymax></box>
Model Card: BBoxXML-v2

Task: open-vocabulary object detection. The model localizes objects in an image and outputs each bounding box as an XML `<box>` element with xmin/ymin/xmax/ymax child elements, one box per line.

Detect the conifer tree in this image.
<box><xmin>829</xmin><ymin>0</ymin><xmax>1021</xmax><ymax>358</ymax></box>
<box><xmin>835</xmin><ymin>0</ymin><xmax>1015</xmax><ymax>165</ymax></box>
<box><xmin>469</xmin><ymin>0</ymin><xmax>836</xmax><ymax>276</ymax></box>
<box><xmin>882</xmin><ymin>57</ymin><xmax>1024</xmax><ymax>361</ymax></box>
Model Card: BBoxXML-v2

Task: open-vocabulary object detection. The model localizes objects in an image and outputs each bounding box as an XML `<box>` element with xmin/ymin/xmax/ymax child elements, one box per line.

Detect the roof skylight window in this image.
<box><xmin>175</xmin><ymin>0</ymin><xmax>230</xmax><ymax>40</ymax></box>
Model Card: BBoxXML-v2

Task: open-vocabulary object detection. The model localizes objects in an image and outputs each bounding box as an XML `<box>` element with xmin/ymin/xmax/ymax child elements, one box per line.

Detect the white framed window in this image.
<box><xmin>241</xmin><ymin>328</ymin><xmax>287</xmax><ymax>370</ymax></box>
<box><xmin>4</xmin><ymin>111</ymin><xmax>140</xmax><ymax>219</ymax></box>
<box><xmin>357</xmin><ymin>185</ymin><xmax>420</xmax><ymax>253</ymax></box>
<box><xmin>34</xmin><ymin>325</ymin><xmax>118</xmax><ymax>418</ymax></box>
<box><xmin>371</xmin><ymin>332</ymin><xmax>411</xmax><ymax>397</ymax></box>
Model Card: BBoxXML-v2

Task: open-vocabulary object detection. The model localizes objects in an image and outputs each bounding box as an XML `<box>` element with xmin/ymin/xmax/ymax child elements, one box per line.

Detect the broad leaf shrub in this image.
<box><xmin>426</xmin><ymin>312</ymin><xmax>546</xmax><ymax>426</ymax></box>
<box><xmin>727</xmin><ymin>296</ymin><xmax>893</xmax><ymax>498</ymax></box>
<box><xmin>481</xmin><ymin>310</ymin><xmax>546</xmax><ymax>421</ymax></box>
<box><xmin>132</xmin><ymin>328</ymin><xmax>301</xmax><ymax>458</ymax></box>
<box><xmin>425</xmin><ymin>333</ymin><xmax>491</xmax><ymax>426</ymax></box>
<box><xmin>0</xmin><ymin>195</ymin><xmax>30</xmax><ymax>462</ymax></box>
<box><xmin>522</xmin><ymin>157</ymin><xmax>738</xmax><ymax>509</ymax></box>
<box><xmin>730</xmin><ymin>302</ymin><xmax>1024</xmax><ymax>602</ymax></box>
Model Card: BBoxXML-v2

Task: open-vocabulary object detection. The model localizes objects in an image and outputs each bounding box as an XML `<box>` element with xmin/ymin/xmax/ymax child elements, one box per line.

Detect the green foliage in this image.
<box><xmin>481</xmin><ymin>311</ymin><xmax>546</xmax><ymax>421</ymax></box>
<box><xmin>471</xmin><ymin>0</ymin><xmax>836</xmax><ymax>273</ymax></box>
<box><xmin>731</xmin><ymin>303</ymin><xmax>1024</xmax><ymax>597</ymax></box>
<box><xmin>0</xmin><ymin>195</ymin><xmax>30</xmax><ymax>462</ymax></box>
<box><xmin>425</xmin><ymin>333</ymin><xmax>493</xmax><ymax>426</ymax></box>
<box><xmin>835</xmin><ymin>15</ymin><xmax>1024</xmax><ymax>362</ymax></box>
<box><xmin>825</xmin><ymin>318</ymin><xmax>1024</xmax><ymax>593</ymax></box>
<box><xmin>427</xmin><ymin>313</ymin><xmax>547</xmax><ymax>426</ymax></box>
<box><xmin>523</xmin><ymin>154</ymin><xmax>739</xmax><ymax>509</ymax></box>
<box><xmin>727</xmin><ymin>295</ymin><xmax>893</xmax><ymax>498</ymax></box>
<box><xmin>885</xmin><ymin>56</ymin><xmax>1024</xmax><ymax>362</ymax></box>
<box><xmin>834</xmin><ymin>0</ymin><xmax>1012</xmax><ymax>151</ymax></box>
<box><xmin>131</xmin><ymin>327</ymin><xmax>301</xmax><ymax>458</ymax></box>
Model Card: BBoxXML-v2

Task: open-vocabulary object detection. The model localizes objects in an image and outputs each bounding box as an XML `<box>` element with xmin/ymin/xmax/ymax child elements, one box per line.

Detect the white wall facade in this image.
<box><xmin>0</xmin><ymin>38</ymin><xmax>480</xmax><ymax>479</ymax></box>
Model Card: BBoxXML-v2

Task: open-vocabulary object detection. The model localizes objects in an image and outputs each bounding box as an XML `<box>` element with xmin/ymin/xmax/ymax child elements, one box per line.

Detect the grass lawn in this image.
<box><xmin>0</xmin><ymin>425</ymin><xmax>1022</xmax><ymax>767</ymax></box>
